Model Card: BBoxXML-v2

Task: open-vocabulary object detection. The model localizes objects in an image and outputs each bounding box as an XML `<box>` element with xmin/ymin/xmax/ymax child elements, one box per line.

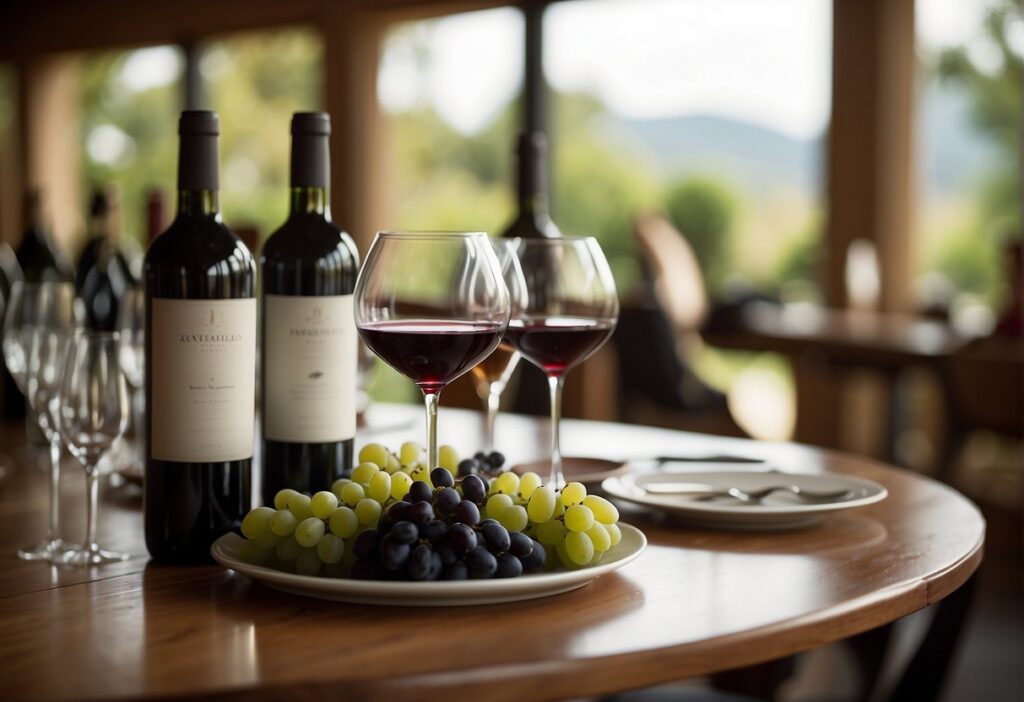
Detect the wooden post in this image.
<box><xmin>17</xmin><ymin>54</ymin><xmax>82</xmax><ymax>250</ymax></box>
<box><xmin>826</xmin><ymin>0</ymin><xmax>916</xmax><ymax>313</ymax></box>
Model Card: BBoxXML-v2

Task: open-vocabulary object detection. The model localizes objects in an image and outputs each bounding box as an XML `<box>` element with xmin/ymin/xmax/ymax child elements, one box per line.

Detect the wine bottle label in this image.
<box><xmin>263</xmin><ymin>294</ymin><xmax>356</xmax><ymax>443</ymax></box>
<box><xmin>150</xmin><ymin>298</ymin><xmax>256</xmax><ymax>462</ymax></box>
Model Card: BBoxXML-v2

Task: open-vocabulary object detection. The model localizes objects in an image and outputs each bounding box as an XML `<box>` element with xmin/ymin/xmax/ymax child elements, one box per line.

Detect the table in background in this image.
<box><xmin>0</xmin><ymin>404</ymin><xmax>983</xmax><ymax>701</ymax></box>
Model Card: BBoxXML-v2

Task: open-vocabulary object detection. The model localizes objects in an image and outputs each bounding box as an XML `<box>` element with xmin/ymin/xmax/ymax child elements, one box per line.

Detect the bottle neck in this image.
<box><xmin>177</xmin><ymin>190</ymin><xmax>220</xmax><ymax>218</ymax></box>
<box><xmin>289</xmin><ymin>187</ymin><xmax>330</xmax><ymax>218</ymax></box>
<box><xmin>516</xmin><ymin>134</ymin><xmax>550</xmax><ymax>219</ymax></box>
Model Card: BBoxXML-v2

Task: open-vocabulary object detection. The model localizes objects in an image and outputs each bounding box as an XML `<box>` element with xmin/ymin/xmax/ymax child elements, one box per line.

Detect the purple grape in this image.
<box><xmin>422</xmin><ymin>519</ymin><xmax>449</xmax><ymax>545</ymax></box>
<box><xmin>427</xmin><ymin>551</ymin><xmax>443</xmax><ymax>580</ymax></box>
<box><xmin>430</xmin><ymin>467</ymin><xmax>454</xmax><ymax>489</ymax></box>
<box><xmin>520</xmin><ymin>539</ymin><xmax>546</xmax><ymax>573</ymax></box>
<box><xmin>408</xmin><ymin>500</ymin><xmax>435</xmax><ymax>527</ymax></box>
<box><xmin>408</xmin><ymin>480</ymin><xmax>433</xmax><ymax>504</ymax></box>
<box><xmin>460</xmin><ymin>475</ymin><xmax>486</xmax><ymax>504</ymax></box>
<box><xmin>389</xmin><ymin>520</ymin><xmax>419</xmax><ymax>545</ymax></box>
<box><xmin>481</xmin><ymin>522</ymin><xmax>510</xmax><ymax>555</ymax></box>
<box><xmin>466</xmin><ymin>546</ymin><xmax>497</xmax><ymax>579</ymax></box>
<box><xmin>495</xmin><ymin>552</ymin><xmax>523</xmax><ymax>579</ymax></box>
<box><xmin>508</xmin><ymin>531</ymin><xmax>534</xmax><ymax>558</ymax></box>
<box><xmin>486</xmin><ymin>451</ymin><xmax>505</xmax><ymax>468</ymax></box>
<box><xmin>408</xmin><ymin>544</ymin><xmax>434</xmax><ymax>581</ymax></box>
<box><xmin>438</xmin><ymin>542</ymin><xmax>458</xmax><ymax>566</ymax></box>
<box><xmin>454</xmin><ymin>499</ymin><xmax>480</xmax><ymax>526</ymax></box>
<box><xmin>434</xmin><ymin>487</ymin><xmax>460</xmax><ymax>513</ymax></box>
<box><xmin>444</xmin><ymin>562</ymin><xmax>469</xmax><ymax>580</ymax></box>
<box><xmin>385</xmin><ymin>500</ymin><xmax>411</xmax><ymax>524</ymax></box>
<box><xmin>353</xmin><ymin>529</ymin><xmax>381</xmax><ymax>560</ymax></box>
<box><xmin>457</xmin><ymin>458</ymin><xmax>478</xmax><ymax>477</ymax></box>
<box><xmin>379</xmin><ymin>534</ymin><xmax>411</xmax><ymax>571</ymax></box>
<box><xmin>449</xmin><ymin>523</ymin><xmax>477</xmax><ymax>556</ymax></box>
<box><xmin>473</xmin><ymin>451</ymin><xmax>487</xmax><ymax>463</ymax></box>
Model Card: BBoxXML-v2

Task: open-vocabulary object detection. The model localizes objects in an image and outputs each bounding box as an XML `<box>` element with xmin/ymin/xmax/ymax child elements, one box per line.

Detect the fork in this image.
<box><xmin>643</xmin><ymin>482</ymin><xmax>852</xmax><ymax>503</ymax></box>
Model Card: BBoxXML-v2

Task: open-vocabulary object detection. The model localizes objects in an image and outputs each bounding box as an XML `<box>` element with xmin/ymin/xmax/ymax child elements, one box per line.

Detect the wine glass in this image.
<box><xmin>115</xmin><ymin>285</ymin><xmax>145</xmax><ymax>473</ymax></box>
<box><xmin>22</xmin><ymin>281</ymin><xmax>79</xmax><ymax>560</ymax></box>
<box><xmin>58</xmin><ymin>332</ymin><xmax>130</xmax><ymax>565</ymax></box>
<box><xmin>355</xmin><ymin>232</ymin><xmax>510</xmax><ymax>469</ymax></box>
<box><xmin>469</xmin><ymin>239</ymin><xmax>527</xmax><ymax>451</ymax></box>
<box><xmin>508</xmin><ymin>237</ymin><xmax>619</xmax><ymax>489</ymax></box>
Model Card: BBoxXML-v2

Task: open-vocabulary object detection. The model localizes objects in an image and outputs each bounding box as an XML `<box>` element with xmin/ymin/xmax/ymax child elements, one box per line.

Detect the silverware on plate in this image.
<box><xmin>642</xmin><ymin>482</ymin><xmax>852</xmax><ymax>504</ymax></box>
<box><xmin>654</xmin><ymin>455</ymin><xmax>766</xmax><ymax>465</ymax></box>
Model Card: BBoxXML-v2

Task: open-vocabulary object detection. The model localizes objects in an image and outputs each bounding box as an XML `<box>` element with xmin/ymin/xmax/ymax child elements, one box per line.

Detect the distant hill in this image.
<box><xmin>601</xmin><ymin>81</ymin><xmax>999</xmax><ymax>198</ymax></box>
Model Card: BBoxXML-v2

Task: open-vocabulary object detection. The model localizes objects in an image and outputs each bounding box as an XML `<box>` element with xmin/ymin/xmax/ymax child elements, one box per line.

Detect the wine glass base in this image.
<box><xmin>17</xmin><ymin>538</ymin><xmax>80</xmax><ymax>562</ymax></box>
<box><xmin>62</xmin><ymin>547</ymin><xmax>131</xmax><ymax>567</ymax></box>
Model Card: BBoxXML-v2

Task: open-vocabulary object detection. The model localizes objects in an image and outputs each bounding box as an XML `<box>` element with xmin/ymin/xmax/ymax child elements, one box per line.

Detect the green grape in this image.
<box><xmin>582</xmin><ymin>494</ymin><xmax>619</xmax><ymax>525</ymax></box>
<box><xmin>400</xmin><ymin>441</ymin><xmax>423</xmax><ymax>466</ymax></box>
<box><xmin>368</xmin><ymin>471</ymin><xmax>392</xmax><ymax>503</ymax></box>
<box><xmin>253</xmin><ymin>529</ymin><xmax>282</xmax><ymax>551</ymax></box>
<box><xmin>498</xmin><ymin>505</ymin><xmax>529</xmax><ymax>532</ymax></box>
<box><xmin>287</xmin><ymin>493</ymin><xmax>314</xmax><ymax>521</ymax></box>
<box><xmin>493</xmin><ymin>471</ymin><xmax>520</xmax><ymax>496</ymax></box>
<box><xmin>486</xmin><ymin>493</ymin><xmax>514</xmax><ymax>520</ymax></box>
<box><xmin>605</xmin><ymin>522</ymin><xmax>622</xmax><ymax>547</ymax></box>
<box><xmin>561</xmin><ymin>481</ymin><xmax>587</xmax><ymax>506</ymax></box>
<box><xmin>241</xmin><ymin>506</ymin><xmax>275</xmax><ymax>540</ymax></box>
<box><xmin>358</xmin><ymin>442</ymin><xmax>389</xmax><ymax>467</ymax></box>
<box><xmin>564</xmin><ymin>504</ymin><xmax>595</xmax><ymax>533</ymax></box>
<box><xmin>316</xmin><ymin>534</ymin><xmax>345</xmax><ymax>564</ymax></box>
<box><xmin>555</xmin><ymin>541</ymin><xmax>574</xmax><ymax>568</ymax></box>
<box><xmin>275</xmin><ymin>536</ymin><xmax>302</xmax><ymax>561</ymax></box>
<box><xmin>352</xmin><ymin>461</ymin><xmax>381</xmax><ymax>486</ymax></box>
<box><xmin>339</xmin><ymin>482</ymin><xmax>365</xmax><ymax>506</ymax></box>
<box><xmin>390</xmin><ymin>471</ymin><xmax>413</xmax><ymax>501</ymax></box>
<box><xmin>527</xmin><ymin>487</ymin><xmax>556</xmax><ymax>523</ymax></box>
<box><xmin>553</xmin><ymin>495</ymin><xmax>566</xmax><ymax>518</ymax></box>
<box><xmin>296</xmin><ymin>548</ymin><xmax>322</xmax><ymax>576</ymax></box>
<box><xmin>273</xmin><ymin>488</ymin><xmax>300</xmax><ymax>511</ymax></box>
<box><xmin>328</xmin><ymin>506</ymin><xmax>359</xmax><ymax>539</ymax></box>
<box><xmin>270</xmin><ymin>509</ymin><xmax>299</xmax><ymax>537</ymax></box>
<box><xmin>587</xmin><ymin>523</ymin><xmax>611</xmax><ymax>552</ymax></box>
<box><xmin>295</xmin><ymin>517</ymin><xmax>326</xmax><ymax>548</ymax></box>
<box><xmin>310</xmin><ymin>491</ymin><xmax>339</xmax><ymax>519</ymax></box>
<box><xmin>438</xmin><ymin>445</ymin><xmax>459</xmax><ymax>472</ymax></box>
<box><xmin>410</xmin><ymin>466</ymin><xmax>431</xmax><ymax>485</ymax></box>
<box><xmin>355</xmin><ymin>498</ymin><xmax>383</xmax><ymax>526</ymax></box>
<box><xmin>240</xmin><ymin>540</ymin><xmax>272</xmax><ymax>565</ymax></box>
<box><xmin>518</xmin><ymin>472</ymin><xmax>542</xmax><ymax>500</ymax></box>
<box><xmin>385</xmin><ymin>453</ymin><xmax>402</xmax><ymax>474</ymax></box>
<box><xmin>565</xmin><ymin>531</ymin><xmax>595</xmax><ymax>566</ymax></box>
<box><xmin>331</xmin><ymin>478</ymin><xmax>352</xmax><ymax>501</ymax></box>
<box><xmin>536</xmin><ymin>519</ymin><xmax>567</xmax><ymax>546</ymax></box>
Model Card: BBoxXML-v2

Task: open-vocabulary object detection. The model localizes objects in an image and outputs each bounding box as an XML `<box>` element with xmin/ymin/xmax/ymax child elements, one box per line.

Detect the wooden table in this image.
<box><xmin>0</xmin><ymin>404</ymin><xmax>984</xmax><ymax>701</ymax></box>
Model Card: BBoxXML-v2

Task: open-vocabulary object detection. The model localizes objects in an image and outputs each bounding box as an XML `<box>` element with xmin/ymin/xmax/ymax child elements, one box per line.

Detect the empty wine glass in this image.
<box><xmin>115</xmin><ymin>284</ymin><xmax>144</xmax><ymax>469</ymax></box>
<box><xmin>508</xmin><ymin>237</ymin><xmax>619</xmax><ymax>489</ymax></box>
<box><xmin>355</xmin><ymin>232</ymin><xmax>510</xmax><ymax>470</ymax></box>
<box><xmin>469</xmin><ymin>239</ymin><xmax>527</xmax><ymax>451</ymax></box>
<box><xmin>58</xmin><ymin>332</ymin><xmax>130</xmax><ymax>565</ymax></box>
<box><xmin>22</xmin><ymin>281</ymin><xmax>79</xmax><ymax>560</ymax></box>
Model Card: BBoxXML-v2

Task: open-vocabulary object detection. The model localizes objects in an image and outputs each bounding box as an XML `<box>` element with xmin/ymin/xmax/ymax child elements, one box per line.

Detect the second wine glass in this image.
<box><xmin>354</xmin><ymin>232</ymin><xmax>510</xmax><ymax>470</ymax></box>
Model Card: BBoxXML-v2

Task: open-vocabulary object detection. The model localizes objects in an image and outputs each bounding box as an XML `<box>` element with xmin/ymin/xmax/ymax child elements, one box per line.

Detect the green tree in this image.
<box><xmin>662</xmin><ymin>177</ymin><xmax>736</xmax><ymax>290</ymax></box>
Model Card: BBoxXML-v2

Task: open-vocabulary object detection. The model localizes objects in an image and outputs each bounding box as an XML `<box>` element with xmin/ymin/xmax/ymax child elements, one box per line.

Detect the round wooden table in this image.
<box><xmin>0</xmin><ymin>405</ymin><xmax>984</xmax><ymax>701</ymax></box>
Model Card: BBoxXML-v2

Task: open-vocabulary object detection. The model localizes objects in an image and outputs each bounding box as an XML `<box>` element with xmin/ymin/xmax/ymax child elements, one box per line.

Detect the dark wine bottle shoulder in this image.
<box><xmin>501</xmin><ymin>213</ymin><xmax>561</xmax><ymax>240</ymax></box>
<box><xmin>76</xmin><ymin>237</ymin><xmax>136</xmax><ymax>290</ymax></box>
<box><xmin>260</xmin><ymin>215</ymin><xmax>359</xmax><ymax>296</ymax></box>
<box><xmin>16</xmin><ymin>228</ymin><xmax>74</xmax><ymax>282</ymax></box>
<box><xmin>145</xmin><ymin>216</ymin><xmax>255</xmax><ymax>299</ymax></box>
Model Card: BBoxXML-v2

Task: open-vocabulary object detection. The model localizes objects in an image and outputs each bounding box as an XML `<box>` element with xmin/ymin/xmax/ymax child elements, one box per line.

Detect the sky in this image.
<box><xmin>376</xmin><ymin>0</ymin><xmax>1009</xmax><ymax>141</ymax></box>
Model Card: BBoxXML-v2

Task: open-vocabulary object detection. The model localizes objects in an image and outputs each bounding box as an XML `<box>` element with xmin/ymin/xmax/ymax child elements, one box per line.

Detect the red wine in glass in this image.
<box><xmin>505</xmin><ymin>317</ymin><xmax>615</xmax><ymax>377</ymax></box>
<box><xmin>359</xmin><ymin>320</ymin><xmax>504</xmax><ymax>395</ymax></box>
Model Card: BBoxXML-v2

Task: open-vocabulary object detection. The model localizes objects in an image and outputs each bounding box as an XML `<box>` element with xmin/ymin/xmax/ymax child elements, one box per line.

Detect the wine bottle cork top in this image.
<box><xmin>179</xmin><ymin>110</ymin><xmax>219</xmax><ymax>135</ymax></box>
<box><xmin>292</xmin><ymin>112</ymin><xmax>331</xmax><ymax>136</ymax></box>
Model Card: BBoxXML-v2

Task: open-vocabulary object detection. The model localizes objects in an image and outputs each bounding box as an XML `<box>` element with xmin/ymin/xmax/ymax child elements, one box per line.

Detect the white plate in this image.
<box><xmin>211</xmin><ymin>524</ymin><xmax>646</xmax><ymax>606</ymax></box>
<box><xmin>602</xmin><ymin>472</ymin><xmax>887</xmax><ymax>530</ymax></box>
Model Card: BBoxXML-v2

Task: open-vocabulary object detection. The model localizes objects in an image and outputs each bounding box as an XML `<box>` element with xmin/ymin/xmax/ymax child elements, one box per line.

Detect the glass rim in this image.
<box><xmin>375</xmin><ymin>230</ymin><xmax>489</xmax><ymax>240</ymax></box>
<box><xmin>516</xmin><ymin>235</ymin><xmax>600</xmax><ymax>245</ymax></box>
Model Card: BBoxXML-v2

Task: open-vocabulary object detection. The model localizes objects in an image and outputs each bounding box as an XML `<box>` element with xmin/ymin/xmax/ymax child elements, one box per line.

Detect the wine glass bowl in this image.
<box><xmin>355</xmin><ymin>232</ymin><xmax>510</xmax><ymax>469</ymax></box>
<box><xmin>59</xmin><ymin>332</ymin><xmax>130</xmax><ymax>566</ymax></box>
<box><xmin>508</xmin><ymin>237</ymin><xmax>618</xmax><ymax>489</ymax></box>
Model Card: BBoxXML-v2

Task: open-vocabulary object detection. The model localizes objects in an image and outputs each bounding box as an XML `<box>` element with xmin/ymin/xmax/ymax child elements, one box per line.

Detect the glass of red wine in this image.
<box><xmin>355</xmin><ymin>232</ymin><xmax>510</xmax><ymax>470</ymax></box>
<box><xmin>509</xmin><ymin>237</ymin><xmax>619</xmax><ymax>489</ymax></box>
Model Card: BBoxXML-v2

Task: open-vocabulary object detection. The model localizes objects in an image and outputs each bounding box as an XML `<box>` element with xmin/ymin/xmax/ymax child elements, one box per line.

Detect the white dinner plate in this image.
<box><xmin>602</xmin><ymin>471</ymin><xmax>887</xmax><ymax>530</ymax></box>
<box><xmin>211</xmin><ymin>523</ymin><xmax>646</xmax><ymax>606</ymax></box>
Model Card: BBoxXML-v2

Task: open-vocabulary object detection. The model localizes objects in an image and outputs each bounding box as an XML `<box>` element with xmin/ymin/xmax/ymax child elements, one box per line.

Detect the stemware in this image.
<box><xmin>355</xmin><ymin>232</ymin><xmax>510</xmax><ymax>469</ymax></box>
<box><xmin>468</xmin><ymin>239</ymin><xmax>527</xmax><ymax>451</ymax></box>
<box><xmin>508</xmin><ymin>237</ymin><xmax>619</xmax><ymax>489</ymax></box>
<box><xmin>115</xmin><ymin>285</ymin><xmax>145</xmax><ymax>469</ymax></box>
<box><xmin>21</xmin><ymin>281</ymin><xmax>79</xmax><ymax>560</ymax></box>
<box><xmin>58</xmin><ymin>332</ymin><xmax>130</xmax><ymax>565</ymax></box>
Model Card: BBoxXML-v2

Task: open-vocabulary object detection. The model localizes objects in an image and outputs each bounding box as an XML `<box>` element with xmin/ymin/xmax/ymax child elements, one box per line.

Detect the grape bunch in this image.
<box><xmin>234</xmin><ymin>440</ymin><xmax>623</xmax><ymax>579</ymax></box>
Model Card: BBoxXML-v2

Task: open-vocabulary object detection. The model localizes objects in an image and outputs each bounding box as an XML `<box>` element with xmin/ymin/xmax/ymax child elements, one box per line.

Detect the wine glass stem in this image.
<box><xmin>484</xmin><ymin>385</ymin><xmax>501</xmax><ymax>452</ymax></box>
<box><xmin>84</xmin><ymin>465</ymin><xmax>99</xmax><ymax>554</ymax></box>
<box><xmin>47</xmin><ymin>437</ymin><xmax>61</xmax><ymax>542</ymax></box>
<box><xmin>424</xmin><ymin>391</ymin><xmax>439</xmax><ymax>470</ymax></box>
<box><xmin>547</xmin><ymin>374</ymin><xmax>565</xmax><ymax>490</ymax></box>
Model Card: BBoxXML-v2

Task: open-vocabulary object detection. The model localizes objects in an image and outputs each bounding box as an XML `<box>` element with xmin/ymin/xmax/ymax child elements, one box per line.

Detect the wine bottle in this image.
<box><xmin>0</xmin><ymin>241</ymin><xmax>24</xmax><ymax>419</ymax></box>
<box><xmin>501</xmin><ymin>132</ymin><xmax>561</xmax><ymax>240</ymax></box>
<box><xmin>144</xmin><ymin>111</ymin><xmax>256</xmax><ymax>563</ymax></box>
<box><xmin>75</xmin><ymin>189</ymin><xmax>136</xmax><ymax>331</ymax></box>
<box><xmin>15</xmin><ymin>190</ymin><xmax>74</xmax><ymax>283</ymax></box>
<box><xmin>260</xmin><ymin>112</ymin><xmax>359</xmax><ymax>504</ymax></box>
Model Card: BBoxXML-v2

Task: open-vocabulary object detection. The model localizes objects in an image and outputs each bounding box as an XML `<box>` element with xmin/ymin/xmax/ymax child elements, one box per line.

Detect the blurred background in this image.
<box><xmin>0</xmin><ymin>1</ymin><xmax>1019</xmax><ymax>699</ymax></box>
